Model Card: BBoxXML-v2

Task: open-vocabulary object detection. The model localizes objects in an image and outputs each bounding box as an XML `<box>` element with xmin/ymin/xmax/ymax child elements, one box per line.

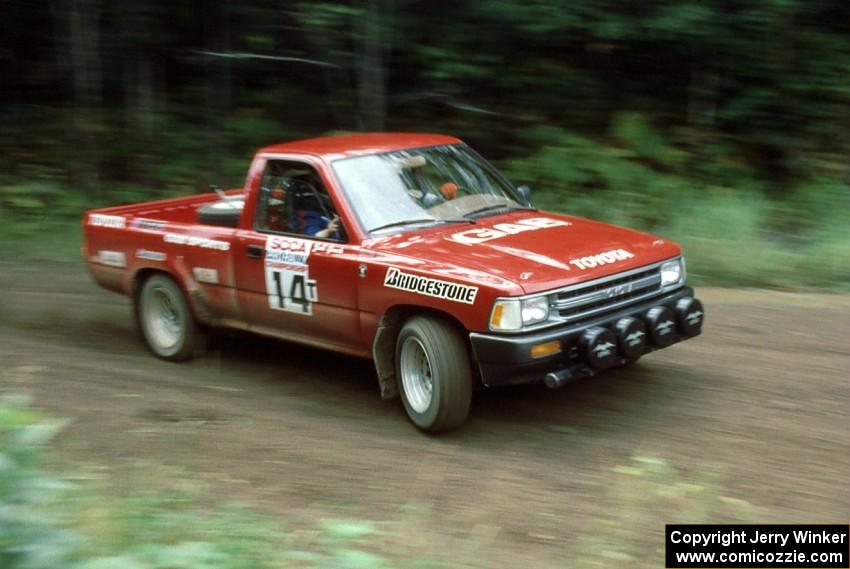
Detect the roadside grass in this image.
<box><xmin>2</xmin><ymin>394</ymin><xmax>760</xmax><ymax>569</ymax></box>
<box><xmin>0</xmin><ymin>215</ymin><xmax>83</xmax><ymax>261</ymax></box>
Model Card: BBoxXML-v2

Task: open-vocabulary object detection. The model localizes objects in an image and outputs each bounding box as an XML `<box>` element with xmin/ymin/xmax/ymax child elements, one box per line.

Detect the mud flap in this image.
<box><xmin>372</xmin><ymin>323</ymin><xmax>399</xmax><ymax>400</ymax></box>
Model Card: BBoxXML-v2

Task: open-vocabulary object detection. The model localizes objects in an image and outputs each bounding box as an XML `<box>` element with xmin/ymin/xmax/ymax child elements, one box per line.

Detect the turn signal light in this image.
<box><xmin>490</xmin><ymin>302</ymin><xmax>505</xmax><ymax>328</ymax></box>
<box><xmin>531</xmin><ymin>340</ymin><xmax>561</xmax><ymax>359</ymax></box>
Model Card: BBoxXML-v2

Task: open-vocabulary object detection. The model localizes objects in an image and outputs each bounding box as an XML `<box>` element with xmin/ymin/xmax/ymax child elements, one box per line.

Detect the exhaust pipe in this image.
<box><xmin>545</xmin><ymin>365</ymin><xmax>592</xmax><ymax>389</ymax></box>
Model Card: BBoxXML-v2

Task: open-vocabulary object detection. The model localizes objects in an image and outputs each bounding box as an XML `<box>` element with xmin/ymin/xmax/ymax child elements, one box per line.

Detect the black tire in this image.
<box><xmin>395</xmin><ymin>316</ymin><xmax>472</xmax><ymax>432</ymax></box>
<box><xmin>138</xmin><ymin>274</ymin><xmax>198</xmax><ymax>361</ymax></box>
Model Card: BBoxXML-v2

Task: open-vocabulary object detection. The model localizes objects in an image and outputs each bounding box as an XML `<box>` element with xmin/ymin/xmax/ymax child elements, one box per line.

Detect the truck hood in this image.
<box><xmin>364</xmin><ymin>211</ymin><xmax>682</xmax><ymax>294</ymax></box>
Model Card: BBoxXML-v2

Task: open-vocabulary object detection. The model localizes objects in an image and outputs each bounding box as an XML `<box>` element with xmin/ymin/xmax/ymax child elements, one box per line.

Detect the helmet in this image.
<box><xmin>440</xmin><ymin>182</ymin><xmax>458</xmax><ymax>200</ymax></box>
<box><xmin>270</xmin><ymin>187</ymin><xmax>286</xmax><ymax>202</ymax></box>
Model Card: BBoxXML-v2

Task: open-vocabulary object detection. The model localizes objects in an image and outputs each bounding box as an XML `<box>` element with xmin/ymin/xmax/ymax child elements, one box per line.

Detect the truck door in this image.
<box><xmin>232</xmin><ymin>158</ymin><xmax>363</xmax><ymax>355</ymax></box>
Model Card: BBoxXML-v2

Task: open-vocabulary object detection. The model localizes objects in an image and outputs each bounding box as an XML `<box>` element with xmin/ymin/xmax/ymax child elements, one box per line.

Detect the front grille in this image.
<box><xmin>551</xmin><ymin>262</ymin><xmax>666</xmax><ymax>324</ymax></box>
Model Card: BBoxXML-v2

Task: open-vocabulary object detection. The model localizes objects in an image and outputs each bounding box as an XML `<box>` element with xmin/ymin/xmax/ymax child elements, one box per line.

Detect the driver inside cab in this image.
<box><xmin>263</xmin><ymin>177</ymin><xmax>340</xmax><ymax>239</ymax></box>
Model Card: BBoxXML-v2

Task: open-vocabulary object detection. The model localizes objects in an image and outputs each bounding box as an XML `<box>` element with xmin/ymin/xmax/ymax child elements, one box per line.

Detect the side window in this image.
<box><xmin>255</xmin><ymin>160</ymin><xmax>344</xmax><ymax>241</ymax></box>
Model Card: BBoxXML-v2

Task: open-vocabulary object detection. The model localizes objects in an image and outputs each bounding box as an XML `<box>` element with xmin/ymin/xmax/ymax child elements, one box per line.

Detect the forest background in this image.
<box><xmin>2</xmin><ymin>0</ymin><xmax>848</xmax><ymax>288</ymax></box>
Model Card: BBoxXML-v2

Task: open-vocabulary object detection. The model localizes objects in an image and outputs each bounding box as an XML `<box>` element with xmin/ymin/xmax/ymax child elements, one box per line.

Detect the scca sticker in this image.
<box><xmin>384</xmin><ymin>268</ymin><xmax>478</xmax><ymax>304</ymax></box>
<box><xmin>449</xmin><ymin>217</ymin><xmax>570</xmax><ymax>245</ymax></box>
<box><xmin>264</xmin><ymin>236</ymin><xmax>318</xmax><ymax>315</ymax></box>
<box><xmin>569</xmin><ymin>249</ymin><xmax>634</xmax><ymax>270</ymax></box>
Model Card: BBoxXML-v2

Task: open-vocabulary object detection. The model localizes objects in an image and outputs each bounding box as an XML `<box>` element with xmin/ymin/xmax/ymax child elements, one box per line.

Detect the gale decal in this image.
<box><xmin>624</xmin><ymin>329</ymin><xmax>645</xmax><ymax>347</ymax></box>
<box><xmin>384</xmin><ymin>268</ymin><xmax>478</xmax><ymax>305</ymax></box>
<box><xmin>89</xmin><ymin>214</ymin><xmax>125</xmax><ymax>229</ymax></box>
<box><xmin>131</xmin><ymin>218</ymin><xmax>166</xmax><ymax>232</ymax></box>
<box><xmin>136</xmin><ymin>249</ymin><xmax>166</xmax><ymax>261</ymax></box>
<box><xmin>449</xmin><ymin>217</ymin><xmax>570</xmax><ymax>245</ymax></box>
<box><xmin>685</xmin><ymin>310</ymin><xmax>703</xmax><ymax>327</ymax></box>
<box><xmin>163</xmin><ymin>233</ymin><xmax>230</xmax><ymax>251</ymax></box>
<box><xmin>96</xmin><ymin>250</ymin><xmax>126</xmax><ymax>268</ymax></box>
<box><xmin>592</xmin><ymin>341</ymin><xmax>616</xmax><ymax>359</ymax></box>
<box><xmin>264</xmin><ymin>236</ymin><xmax>318</xmax><ymax>315</ymax></box>
<box><xmin>656</xmin><ymin>319</ymin><xmax>675</xmax><ymax>336</ymax></box>
<box><xmin>192</xmin><ymin>267</ymin><xmax>219</xmax><ymax>284</ymax></box>
<box><xmin>569</xmin><ymin>249</ymin><xmax>634</xmax><ymax>270</ymax></box>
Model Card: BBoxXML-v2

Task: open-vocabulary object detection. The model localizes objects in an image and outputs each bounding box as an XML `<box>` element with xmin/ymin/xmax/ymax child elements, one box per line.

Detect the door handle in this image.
<box><xmin>246</xmin><ymin>244</ymin><xmax>264</xmax><ymax>259</ymax></box>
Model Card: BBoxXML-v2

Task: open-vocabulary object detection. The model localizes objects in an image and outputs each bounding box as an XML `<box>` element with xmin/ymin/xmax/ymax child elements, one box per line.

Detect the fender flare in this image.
<box><xmin>372</xmin><ymin>305</ymin><xmax>473</xmax><ymax>400</ymax></box>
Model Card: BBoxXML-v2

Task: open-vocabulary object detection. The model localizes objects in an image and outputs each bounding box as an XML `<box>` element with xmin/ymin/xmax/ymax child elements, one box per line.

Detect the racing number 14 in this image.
<box><xmin>269</xmin><ymin>269</ymin><xmax>318</xmax><ymax>314</ymax></box>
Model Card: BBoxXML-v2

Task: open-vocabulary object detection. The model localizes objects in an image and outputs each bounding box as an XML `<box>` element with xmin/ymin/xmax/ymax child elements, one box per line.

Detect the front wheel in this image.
<box><xmin>396</xmin><ymin>316</ymin><xmax>472</xmax><ymax>432</ymax></box>
<box><xmin>138</xmin><ymin>274</ymin><xmax>198</xmax><ymax>361</ymax></box>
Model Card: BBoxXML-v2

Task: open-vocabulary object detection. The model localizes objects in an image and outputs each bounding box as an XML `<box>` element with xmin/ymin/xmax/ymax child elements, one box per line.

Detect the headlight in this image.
<box><xmin>490</xmin><ymin>296</ymin><xmax>550</xmax><ymax>331</ymax></box>
<box><xmin>660</xmin><ymin>257</ymin><xmax>685</xmax><ymax>287</ymax></box>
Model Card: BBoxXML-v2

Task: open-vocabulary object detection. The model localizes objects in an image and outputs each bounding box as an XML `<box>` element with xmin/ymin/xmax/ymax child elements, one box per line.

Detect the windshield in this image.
<box><xmin>332</xmin><ymin>144</ymin><xmax>526</xmax><ymax>234</ymax></box>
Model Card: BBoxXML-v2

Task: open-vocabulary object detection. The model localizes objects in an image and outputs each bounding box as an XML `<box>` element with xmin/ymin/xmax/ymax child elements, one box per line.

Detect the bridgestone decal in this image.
<box><xmin>384</xmin><ymin>268</ymin><xmax>478</xmax><ymax>304</ymax></box>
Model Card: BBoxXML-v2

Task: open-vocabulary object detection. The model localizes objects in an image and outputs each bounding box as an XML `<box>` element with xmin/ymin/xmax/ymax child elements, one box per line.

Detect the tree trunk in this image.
<box><xmin>205</xmin><ymin>0</ymin><xmax>232</xmax><ymax>182</ymax></box>
<box><xmin>356</xmin><ymin>0</ymin><xmax>387</xmax><ymax>131</ymax></box>
<box><xmin>68</xmin><ymin>0</ymin><xmax>102</xmax><ymax>193</ymax></box>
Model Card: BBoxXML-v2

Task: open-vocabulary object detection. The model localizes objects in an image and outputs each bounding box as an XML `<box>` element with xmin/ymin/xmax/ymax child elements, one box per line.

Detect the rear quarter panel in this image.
<box><xmin>84</xmin><ymin>206</ymin><xmax>241</xmax><ymax>323</ymax></box>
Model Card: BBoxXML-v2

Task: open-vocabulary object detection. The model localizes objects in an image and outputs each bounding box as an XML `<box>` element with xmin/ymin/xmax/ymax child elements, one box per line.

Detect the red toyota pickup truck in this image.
<box><xmin>84</xmin><ymin>133</ymin><xmax>704</xmax><ymax>431</ymax></box>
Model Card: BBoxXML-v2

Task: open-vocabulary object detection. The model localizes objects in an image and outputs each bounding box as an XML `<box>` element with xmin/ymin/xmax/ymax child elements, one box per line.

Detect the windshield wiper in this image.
<box><xmin>463</xmin><ymin>204</ymin><xmax>537</xmax><ymax>218</ymax></box>
<box><xmin>369</xmin><ymin>217</ymin><xmax>473</xmax><ymax>233</ymax></box>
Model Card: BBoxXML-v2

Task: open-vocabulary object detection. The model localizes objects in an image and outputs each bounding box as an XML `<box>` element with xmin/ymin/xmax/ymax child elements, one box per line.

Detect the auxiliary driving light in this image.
<box><xmin>614</xmin><ymin>316</ymin><xmax>648</xmax><ymax>360</ymax></box>
<box><xmin>675</xmin><ymin>297</ymin><xmax>704</xmax><ymax>337</ymax></box>
<box><xmin>580</xmin><ymin>326</ymin><xmax>619</xmax><ymax>370</ymax></box>
<box><xmin>645</xmin><ymin>305</ymin><xmax>677</xmax><ymax>347</ymax></box>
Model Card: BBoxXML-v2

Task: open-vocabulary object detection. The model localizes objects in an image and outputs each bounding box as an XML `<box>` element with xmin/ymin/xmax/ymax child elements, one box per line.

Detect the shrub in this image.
<box><xmin>0</xmin><ymin>395</ymin><xmax>78</xmax><ymax>569</ymax></box>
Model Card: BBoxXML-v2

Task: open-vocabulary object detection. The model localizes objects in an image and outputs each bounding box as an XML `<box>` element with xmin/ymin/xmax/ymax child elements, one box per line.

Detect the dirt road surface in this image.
<box><xmin>1</xmin><ymin>258</ymin><xmax>848</xmax><ymax>567</ymax></box>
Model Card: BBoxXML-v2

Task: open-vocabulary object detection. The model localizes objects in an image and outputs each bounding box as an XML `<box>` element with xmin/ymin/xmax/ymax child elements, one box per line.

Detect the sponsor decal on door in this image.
<box><xmin>264</xmin><ymin>236</ymin><xmax>318</xmax><ymax>315</ymax></box>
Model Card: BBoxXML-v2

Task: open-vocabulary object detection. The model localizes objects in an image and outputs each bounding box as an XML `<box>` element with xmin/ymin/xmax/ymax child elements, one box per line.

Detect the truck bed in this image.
<box><xmin>83</xmin><ymin>188</ymin><xmax>244</xmax><ymax>298</ymax></box>
<box><xmin>89</xmin><ymin>188</ymin><xmax>244</xmax><ymax>224</ymax></box>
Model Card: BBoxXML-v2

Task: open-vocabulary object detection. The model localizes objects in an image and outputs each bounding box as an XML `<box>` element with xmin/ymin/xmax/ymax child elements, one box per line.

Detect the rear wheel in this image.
<box><xmin>138</xmin><ymin>274</ymin><xmax>198</xmax><ymax>361</ymax></box>
<box><xmin>396</xmin><ymin>316</ymin><xmax>472</xmax><ymax>432</ymax></box>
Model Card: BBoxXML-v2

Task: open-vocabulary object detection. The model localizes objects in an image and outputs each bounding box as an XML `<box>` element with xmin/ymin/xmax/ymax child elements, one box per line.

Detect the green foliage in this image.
<box><xmin>0</xmin><ymin>396</ymin><xmax>439</xmax><ymax>569</ymax></box>
<box><xmin>0</xmin><ymin>395</ymin><xmax>77</xmax><ymax>569</ymax></box>
<box><xmin>2</xmin><ymin>0</ymin><xmax>849</xmax><ymax>288</ymax></box>
<box><xmin>73</xmin><ymin>503</ymin><xmax>288</xmax><ymax>569</ymax></box>
<box><xmin>501</xmin><ymin>122</ymin><xmax>850</xmax><ymax>290</ymax></box>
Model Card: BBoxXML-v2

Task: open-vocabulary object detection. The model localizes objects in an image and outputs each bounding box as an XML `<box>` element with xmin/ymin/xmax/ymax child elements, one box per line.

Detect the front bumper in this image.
<box><xmin>469</xmin><ymin>286</ymin><xmax>703</xmax><ymax>387</ymax></box>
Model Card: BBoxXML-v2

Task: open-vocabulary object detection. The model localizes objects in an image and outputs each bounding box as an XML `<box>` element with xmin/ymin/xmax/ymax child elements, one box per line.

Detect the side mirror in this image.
<box><xmin>516</xmin><ymin>185</ymin><xmax>532</xmax><ymax>207</ymax></box>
